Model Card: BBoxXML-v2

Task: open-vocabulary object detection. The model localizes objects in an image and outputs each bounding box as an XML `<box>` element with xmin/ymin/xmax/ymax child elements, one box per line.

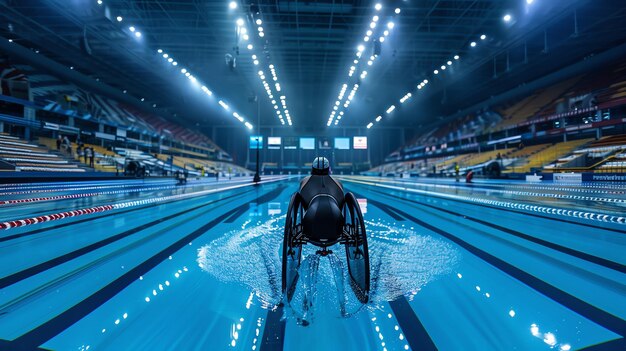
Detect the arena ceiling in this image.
<box><xmin>1</xmin><ymin>0</ymin><xmax>625</xmax><ymax>132</ymax></box>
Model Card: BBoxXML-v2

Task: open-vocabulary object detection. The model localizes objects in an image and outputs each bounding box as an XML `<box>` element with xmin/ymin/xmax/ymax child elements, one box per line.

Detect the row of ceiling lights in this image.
<box><xmin>156</xmin><ymin>49</ymin><xmax>253</xmax><ymax>130</ymax></box>
<box><xmin>231</xmin><ymin>2</ymin><xmax>293</xmax><ymax>126</ymax></box>
<box><xmin>365</xmin><ymin>2</ymin><xmax>530</xmax><ymax>129</ymax></box>
<box><xmin>327</xmin><ymin>3</ymin><xmax>400</xmax><ymax>127</ymax></box>
<box><xmin>95</xmin><ymin>0</ymin><xmax>253</xmax><ymax>130</ymax></box>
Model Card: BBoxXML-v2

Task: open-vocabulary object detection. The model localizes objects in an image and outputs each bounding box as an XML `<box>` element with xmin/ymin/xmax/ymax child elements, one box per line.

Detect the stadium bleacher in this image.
<box><xmin>0</xmin><ymin>134</ymin><xmax>86</xmax><ymax>172</ymax></box>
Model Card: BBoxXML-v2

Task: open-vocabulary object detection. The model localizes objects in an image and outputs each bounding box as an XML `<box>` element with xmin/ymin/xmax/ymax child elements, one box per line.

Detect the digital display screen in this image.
<box><xmin>353</xmin><ymin>136</ymin><xmax>367</xmax><ymax>149</ymax></box>
<box><xmin>318</xmin><ymin>137</ymin><xmax>332</xmax><ymax>149</ymax></box>
<box><xmin>334</xmin><ymin>137</ymin><xmax>350</xmax><ymax>150</ymax></box>
<box><xmin>283</xmin><ymin>137</ymin><xmax>298</xmax><ymax>150</ymax></box>
<box><xmin>300</xmin><ymin>138</ymin><xmax>315</xmax><ymax>150</ymax></box>
<box><xmin>268</xmin><ymin>137</ymin><xmax>282</xmax><ymax>145</ymax></box>
<box><xmin>249</xmin><ymin>136</ymin><xmax>263</xmax><ymax>149</ymax></box>
<box><xmin>268</xmin><ymin>137</ymin><xmax>281</xmax><ymax>149</ymax></box>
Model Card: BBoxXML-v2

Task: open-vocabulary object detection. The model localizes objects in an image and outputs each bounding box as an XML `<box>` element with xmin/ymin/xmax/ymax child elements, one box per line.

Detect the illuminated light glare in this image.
<box><xmin>243</xmin><ymin>34</ymin><xmax>249</xmax><ymax>40</ymax></box>
<box><xmin>509</xmin><ymin>310</ymin><xmax>516</xmax><ymax>317</ymax></box>
<box><xmin>376</xmin><ymin>116</ymin><xmax>382</xmax><ymax>122</ymax></box>
<box><xmin>259</xmin><ymin>32</ymin><xmax>265</xmax><ymax>37</ymax></box>
<box><xmin>247</xmin><ymin>44</ymin><xmax>253</xmax><ymax>50</ymax></box>
<box><xmin>370</xmin><ymin>22</ymin><xmax>376</xmax><ymax>29</ymax></box>
<box><xmin>367</xmin><ymin>122</ymin><xmax>373</xmax><ymax>129</ymax></box>
<box><xmin>173</xmin><ymin>61</ymin><xmax>177</xmax><ymax>66</ymax></box>
<box><xmin>252</xmin><ymin>54</ymin><xmax>257</xmax><ymax>59</ymax></box>
<box><xmin>375</xmin><ymin>3</ymin><xmax>382</xmax><ymax>11</ymax></box>
<box><xmin>434</xmin><ymin>70</ymin><xmax>439</xmax><ymax>74</ymax></box>
<box><xmin>373</xmin><ymin>16</ymin><xmax>379</xmax><ymax>22</ymax></box>
<box><xmin>229</xmin><ymin>1</ymin><xmax>237</xmax><ymax>9</ymax></box>
<box><xmin>168</xmin><ymin>58</ymin><xmax>173</xmax><ymax>63</ymax></box>
<box><xmin>441</xmin><ymin>65</ymin><xmax>446</xmax><ymax>70</ymax></box>
<box><xmin>423</xmin><ymin>79</ymin><xmax>429</xmax><ymax>84</ymax></box>
<box><xmin>470</xmin><ymin>41</ymin><xmax>477</xmax><ymax>47</ymax></box>
<box><xmin>481</xmin><ymin>34</ymin><xmax>487</xmax><ymax>40</ymax></box>
<box><xmin>135</xmin><ymin>31</ymin><xmax>142</xmax><ymax>38</ymax></box>
<box><xmin>364</xmin><ymin>36</ymin><xmax>370</xmax><ymax>42</ymax></box>
<box><xmin>157</xmin><ymin>49</ymin><xmax>163</xmax><ymax>53</ymax></box>
<box><xmin>386</xmin><ymin>105</ymin><xmax>396</xmax><ymax>114</ymax></box>
<box><xmin>116</xmin><ymin>16</ymin><xmax>123</xmax><ymax>22</ymax></box>
<box><xmin>395</xmin><ymin>8</ymin><xmax>401</xmax><ymax>14</ymax></box>
<box><xmin>258</xmin><ymin>27</ymin><xmax>264</xmax><ymax>32</ymax></box>
<box><xmin>379</xmin><ymin>37</ymin><xmax>385</xmax><ymax>42</ymax></box>
<box><xmin>97</xmin><ymin>0</ymin><xmax>102</xmax><ymax>5</ymax></box>
<box><xmin>253</xmin><ymin>60</ymin><xmax>259</xmax><ymax>65</ymax></box>
<box><xmin>129</xmin><ymin>26</ymin><xmax>135</xmax><ymax>32</ymax></box>
<box><xmin>256</xmin><ymin>19</ymin><xmax>262</xmax><ymax>25</ymax></box>
<box><xmin>454</xmin><ymin>55</ymin><xmax>460</xmax><ymax>60</ymax></box>
<box><xmin>236</xmin><ymin>18</ymin><xmax>244</xmax><ymax>26</ymax></box>
<box><xmin>245</xmin><ymin>122</ymin><xmax>253</xmax><ymax>130</ymax></box>
<box><xmin>218</xmin><ymin>100</ymin><xmax>229</xmax><ymax>110</ymax></box>
<box><xmin>181</xmin><ymin>68</ymin><xmax>187</xmax><ymax>74</ymax></box>
<box><xmin>387</xmin><ymin>22</ymin><xmax>394</xmax><ymax>29</ymax></box>
<box><xmin>543</xmin><ymin>333</ymin><xmax>557</xmax><ymax>346</ymax></box>
<box><xmin>530</xmin><ymin>324</ymin><xmax>540</xmax><ymax>337</ymax></box>
<box><xmin>503</xmin><ymin>14</ymin><xmax>512</xmax><ymax>22</ymax></box>
<box><xmin>527</xmin><ymin>0</ymin><xmax>534</xmax><ymax>3</ymax></box>
<box><xmin>163</xmin><ymin>53</ymin><xmax>168</xmax><ymax>58</ymax></box>
<box><xmin>560</xmin><ymin>345</ymin><xmax>571</xmax><ymax>351</ymax></box>
<box><xmin>384</xmin><ymin>30</ymin><xmax>389</xmax><ymax>36</ymax></box>
<box><xmin>447</xmin><ymin>61</ymin><xmax>452</xmax><ymax>65</ymax></box>
<box><xmin>367</xmin><ymin>61</ymin><xmax>373</xmax><ymax>66</ymax></box>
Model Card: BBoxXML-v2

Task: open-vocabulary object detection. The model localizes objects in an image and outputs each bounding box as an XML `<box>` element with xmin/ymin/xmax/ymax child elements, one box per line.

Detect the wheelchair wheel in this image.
<box><xmin>282</xmin><ymin>192</ymin><xmax>304</xmax><ymax>302</ymax></box>
<box><xmin>344</xmin><ymin>192</ymin><xmax>370</xmax><ymax>303</ymax></box>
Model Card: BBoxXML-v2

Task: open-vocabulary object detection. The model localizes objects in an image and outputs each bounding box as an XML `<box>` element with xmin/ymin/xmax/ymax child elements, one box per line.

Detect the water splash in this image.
<box><xmin>196</xmin><ymin>216</ymin><xmax>459</xmax><ymax>321</ymax></box>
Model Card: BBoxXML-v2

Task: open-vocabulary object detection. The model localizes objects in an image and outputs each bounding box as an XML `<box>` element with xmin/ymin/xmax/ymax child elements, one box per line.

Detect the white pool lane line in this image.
<box><xmin>337</xmin><ymin>177</ymin><xmax>626</xmax><ymax>226</ymax></box>
<box><xmin>0</xmin><ymin>176</ymin><xmax>293</xmax><ymax>231</ymax></box>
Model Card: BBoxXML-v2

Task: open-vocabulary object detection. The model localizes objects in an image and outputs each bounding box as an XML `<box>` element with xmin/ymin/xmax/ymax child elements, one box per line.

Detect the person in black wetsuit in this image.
<box><xmin>298</xmin><ymin>157</ymin><xmax>345</xmax><ymax>245</ymax></box>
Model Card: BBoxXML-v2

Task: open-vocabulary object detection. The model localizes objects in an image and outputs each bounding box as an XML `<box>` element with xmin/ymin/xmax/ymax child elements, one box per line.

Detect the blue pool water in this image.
<box><xmin>0</xmin><ymin>176</ymin><xmax>624</xmax><ymax>351</ymax></box>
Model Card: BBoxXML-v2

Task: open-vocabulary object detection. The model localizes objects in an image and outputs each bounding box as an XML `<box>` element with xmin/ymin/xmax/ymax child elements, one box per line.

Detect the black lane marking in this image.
<box><xmin>260</xmin><ymin>304</ymin><xmax>286</xmax><ymax>351</ymax></box>
<box><xmin>0</xmin><ymin>339</ymin><xmax>49</xmax><ymax>351</ymax></box>
<box><xmin>361</xmin><ymin>187</ymin><xmax>626</xmax><ymax>274</ymax></box>
<box><xmin>346</xmin><ymin>179</ymin><xmax>626</xmax><ymax>235</ymax></box>
<box><xmin>0</xmin><ymin>189</ymin><xmax>252</xmax><ymax>289</ymax></box>
<box><xmin>0</xmin><ymin>187</ymin><xmax>255</xmax><ymax>244</ymax></box>
<box><xmin>371</xmin><ymin>201</ymin><xmax>405</xmax><ymax>221</ymax></box>
<box><xmin>224</xmin><ymin>204</ymin><xmax>251</xmax><ymax>223</ymax></box>
<box><xmin>364</xmin><ymin>197</ymin><xmax>626</xmax><ymax>337</ymax></box>
<box><xmin>10</xmin><ymin>186</ymin><xmax>285</xmax><ymax>350</ymax></box>
<box><xmin>577</xmin><ymin>337</ymin><xmax>625</xmax><ymax>351</ymax></box>
<box><xmin>389</xmin><ymin>297</ymin><xmax>438</xmax><ymax>351</ymax></box>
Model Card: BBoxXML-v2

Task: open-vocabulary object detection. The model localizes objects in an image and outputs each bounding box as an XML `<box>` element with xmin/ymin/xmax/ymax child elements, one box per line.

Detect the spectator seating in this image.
<box><xmin>0</xmin><ymin>134</ymin><xmax>85</xmax><ymax>172</ymax></box>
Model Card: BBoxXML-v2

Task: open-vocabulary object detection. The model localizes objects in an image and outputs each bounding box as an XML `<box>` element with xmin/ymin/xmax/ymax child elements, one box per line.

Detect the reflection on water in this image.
<box><xmin>196</xmin><ymin>216</ymin><xmax>459</xmax><ymax>323</ymax></box>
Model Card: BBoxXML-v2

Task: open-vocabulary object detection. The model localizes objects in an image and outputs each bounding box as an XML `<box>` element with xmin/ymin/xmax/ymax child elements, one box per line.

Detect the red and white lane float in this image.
<box><xmin>0</xmin><ymin>176</ymin><xmax>290</xmax><ymax>231</ymax></box>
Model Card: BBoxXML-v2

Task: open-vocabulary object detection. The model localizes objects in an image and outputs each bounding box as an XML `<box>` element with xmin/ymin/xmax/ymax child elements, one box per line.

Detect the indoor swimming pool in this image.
<box><xmin>0</xmin><ymin>177</ymin><xmax>624</xmax><ymax>351</ymax></box>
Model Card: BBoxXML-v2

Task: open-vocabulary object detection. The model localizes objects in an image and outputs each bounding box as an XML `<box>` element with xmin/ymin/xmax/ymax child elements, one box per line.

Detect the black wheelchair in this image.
<box><xmin>282</xmin><ymin>178</ymin><xmax>370</xmax><ymax>304</ymax></box>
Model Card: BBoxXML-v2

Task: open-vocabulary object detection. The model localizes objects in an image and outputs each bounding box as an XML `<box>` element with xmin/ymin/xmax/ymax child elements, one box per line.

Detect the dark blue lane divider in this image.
<box><xmin>389</xmin><ymin>297</ymin><xmax>438</xmax><ymax>351</ymax></box>
<box><xmin>361</xmin><ymin>187</ymin><xmax>626</xmax><ymax>274</ymax></box>
<box><xmin>0</xmin><ymin>189</ymin><xmax>253</xmax><ymax>289</ymax></box>
<box><xmin>365</xmin><ymin>197</ymin><xmax>626</xmax><ymax>337</ymax></box>
<box><xmin>224</xmin><ymin>204</ymin><xmax>251</xmax><ymax>223</ymax></box>
<box><xmin>9</xmin><ymin>186</ymin><xmax>284</xmax><ymax>350</ymax></box>
<box><xmin>351</xmin><ymin>181</ymin><xmax>626</xmax><ymax>235</ymax></box>
<box><xmin>260</xmin><ymin>304</ymin><xmax>286</xmax><ymax>351</ymax></box>
<box><xmin>0</xmin><ymin>187</ymin><xmax>255</xmax><ymax>244</ymax></box>
<box><xmin>577</xmin><ymin>337</ymin><xmax>625</xmax><ymax>350</ymax></box>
